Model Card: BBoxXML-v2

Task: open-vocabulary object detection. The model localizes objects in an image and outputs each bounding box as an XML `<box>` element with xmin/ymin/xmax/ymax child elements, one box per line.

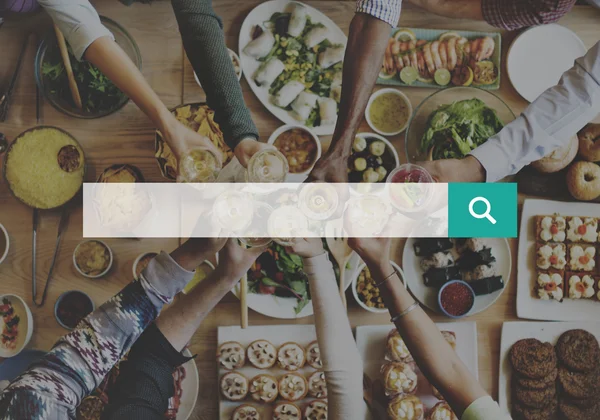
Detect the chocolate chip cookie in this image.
<box><xmin>559</xmin><ymin>365</ymin><xmax>600</xmax><ymax>400</ymax></box>
<box><xmin>559</xmin><ymin>399</ymin><xmax>600</xmax><ymax>420</ymax></box>
<box><xmin>510</xmin><ymin>339</ymin><xmax>557</xmax><ymax>379</ymax></box>
<box><xmin>556</xmin><ymin>329</ymin><xmax>600</xmax><ymax>373</ymax></box>
<box><xmin>516</xmin><ymin>366</ymin><xmax>558</xmax><ymax>390</ymax></box>
<box><xmin>512</xmin><ymin>399</ymin><xmax>557</xmax><ymax>420</ymax></box>
<box><xmin>514</xmin><ymin>383</ymin><xmax>557</xmax><ymax>409</ymax></box>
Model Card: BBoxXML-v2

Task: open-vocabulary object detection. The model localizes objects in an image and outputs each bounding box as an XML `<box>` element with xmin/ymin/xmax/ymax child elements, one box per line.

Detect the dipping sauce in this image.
<box><xmin>55</xmin><ymin>291</ymin><xmax>94</xmax><ymax>329</ymax></box>
<box><xmin>368</xmin><ymin>92</ymin><xmax>411</xmax><ymax>134</ymax></box>
<box><xmin>440</xmin><ymin>282</ymin><xmax>474</xmax><ymax>317</ymax></box>
<box><xmin>274</xmin><ymin>128</ymin><xmax>319</xmax><ymax>173</ymax></box>
<box><xmin>134</xmin><ymin>252</ymin><xmax>158</xmax><ymax>279</ymax></box>
<box><xmin>74</xmin><ymin>240</ymin><xmax>111</xmax><ymax>277</ymax></box>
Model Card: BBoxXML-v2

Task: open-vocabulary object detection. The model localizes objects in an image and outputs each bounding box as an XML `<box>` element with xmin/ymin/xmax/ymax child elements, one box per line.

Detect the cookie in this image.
<box><xmin>220</xmin><ymin>372</ymin><xmax>248</xmax><ymax>401</ymax></box>
<box><xmin>246</xmin><ymin>340</ymin><xmax>277</xmax><ymax>369</ymax></box>
<box><xmin>510</xmin><ymin>339</ymin><xmax>557</xmax><ymax>379</ymax></box>
<box><xmin>277</xmin><ymin>373</ymin><xmax>308</xmax><ymax>402</ymax></box>
<box><xmin>217</xmin><ymin>341</ymin><xmax>245</xmax><ymax>370</ymax></box>
<box><xmin>513</xmin><ymin>383</ymin><xmax>556</xmax><ymax>409</ymax></box>
<box><xmin>558</xmin><ymin>399</ymin><xmax>600</xmax><ymax>420</ymax></box>
<box><xmin>556</xmin><ymin>329</ymin><xmax>600</xmax><ymax>373</ymax></box>
<box><xmin>515</xmin><ymin>366</ymin><xmax>558</xmax><ymax>390</ymax></box>
<box><xmin>512</xmin><ymin>399</ymin><xmax>557</xmax><ymax>420</ymax></box>
<box><xmin>277</xmin><ymin>342</ymin><xmax>306</xmax><ymax>371</ymax></box>
<box><xmin>559</xmin><ymin>365</ymin><xmax>600</xmax><ymax>400</ymax></box>
<box><xmin>306</xmin><ymin>341</ymin><xmax>323</xmax><ymax>369</ymax></box>
<box><xmin>272</xmin><ymin>402</ymin><xmax>301</xmax><ymax>420</ymax></box>
<box><xmin>231</xmin><ymin>404</ymin><xmax>260</xmax><ymax>420</ymax></box>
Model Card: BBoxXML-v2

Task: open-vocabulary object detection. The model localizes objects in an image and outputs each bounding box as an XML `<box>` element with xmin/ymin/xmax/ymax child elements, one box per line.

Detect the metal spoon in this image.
<box><xmin>0</xmin><ymin>133</ymin><xmax>7</xmax><ymax>154</ymax></box>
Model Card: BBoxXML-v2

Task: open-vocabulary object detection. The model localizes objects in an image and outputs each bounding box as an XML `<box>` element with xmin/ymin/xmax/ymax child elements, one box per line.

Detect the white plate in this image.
<box><xmin>218</xmin><ymin>325</ymin><xmax>322</xmax><ymax>419</ymax></box>
<box><xmin>402</xmin><ymin>238</ymin><xmax>511</xmax><ymax>316</ymax></box>
<box><xmin>238</xmin><ymin>0</ymin><xmax>347</xmax><ymax>135</ymax></box>
<box><xmin>233</xmin><ymin>251</ymin><xmax>360</xmax><ymax>319</ymax></box>
<box><xmin>498</xmin><ymin>321</ymin><xmax>600</xmax><ymax>417</ymax></box>
<box><xmin>178</xmin><ymin>349</ymin><xmax>200</xmax><ymax>420</ymax></box>
<box><xmin>507</xmin><ymin>24</ymin><xmax>587</xmax><ymax>102</ymax></box>
<box><xmin>355</xmin><ymin>322</ymin><xmax>478</xmax><ymax>419</ymax></box>
<box><xmin>516</xmin><ymin>198</ymin><xmax>600</xmax><ymax>321</ymax></box>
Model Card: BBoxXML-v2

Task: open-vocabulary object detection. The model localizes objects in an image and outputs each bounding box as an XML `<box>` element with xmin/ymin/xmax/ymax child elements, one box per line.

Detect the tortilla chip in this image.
<box><xmin>176</xmin><ymin>105</ymin><xmax>192</xmax><ymax>119</ymax></box>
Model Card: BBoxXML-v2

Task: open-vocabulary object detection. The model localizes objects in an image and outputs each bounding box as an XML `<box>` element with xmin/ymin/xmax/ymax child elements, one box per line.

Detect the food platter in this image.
<box><xmin>517</xmin><ymin>199</ymin><xmax>600</xmax><ymax>321</ymax></box>
<box><xmin>402</xmin><ymin>237</ymin><xmax>511</xmax><ymax>316</ymax></box>
<box><xmin>355</xmin><ymin>322</ymin><xmax>478</xmax><ymax>418</ymax></box>
<box><xmin>239</xmin><ymin>0</ymin><xmax>347</xmax><ymax>135</ymax></box>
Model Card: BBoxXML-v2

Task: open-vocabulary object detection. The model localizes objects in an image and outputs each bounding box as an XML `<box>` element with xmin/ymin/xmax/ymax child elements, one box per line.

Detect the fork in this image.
<box><xmin>326</xmin><ymin>222</ymin><xmax>353</xmax><ymax>308</ymax></box>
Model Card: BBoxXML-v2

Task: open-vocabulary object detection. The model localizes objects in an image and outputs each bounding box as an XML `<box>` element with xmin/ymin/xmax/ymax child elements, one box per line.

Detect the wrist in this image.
<box><xmin>368</xmin><ymin>261</ymin><xmax>395</xmax><ymax>281</ymax></box>
<box><xmin>170</xmin><ymin>244</ymin><xmax>212</xmax><ymax>272</ymax></box>
<box><xmin>464</xmin><ymin>155</ymin><xmax>486</xmax><ymax>182</ymax></box>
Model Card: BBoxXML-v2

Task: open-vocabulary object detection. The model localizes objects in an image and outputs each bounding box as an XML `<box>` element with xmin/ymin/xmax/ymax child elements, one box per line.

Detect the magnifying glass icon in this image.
<box><xmin>468</xmin><ymin>197</ymin><xmax>497</xmax><ymax>225</ymax></box>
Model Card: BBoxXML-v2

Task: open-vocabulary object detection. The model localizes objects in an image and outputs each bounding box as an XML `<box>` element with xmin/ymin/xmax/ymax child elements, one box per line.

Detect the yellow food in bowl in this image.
<box><xmin>5</xmin><ymin>128</ymin><xmax>84</xmax><ymax>209</ymax></box>
<box><xmin>368</xmin><ymin>92</ymin><xmax>411</xmax><ymax>134</ymax></box>
<box><xmin>356</xmin><ymin>267</ymin><xmax>386</xmax><ymax>309</ymax></box>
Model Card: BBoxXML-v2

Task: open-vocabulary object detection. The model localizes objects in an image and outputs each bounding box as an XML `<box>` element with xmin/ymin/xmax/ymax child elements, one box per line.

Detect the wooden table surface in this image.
<box><xmin>0</xmin><ymin>1</ymin><xmax>599</xmax><ymax>419</ymax></box>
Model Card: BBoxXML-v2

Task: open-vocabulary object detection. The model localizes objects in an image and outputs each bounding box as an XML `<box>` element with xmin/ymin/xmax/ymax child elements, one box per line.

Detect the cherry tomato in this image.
<box><xmin>259</xmin><ymin>283</ymin><xmax>276</xmax><ymax>295</ymax></box>
<box><xmin>578</xmin><ymin>225</ymin><xmax>587</xmax><ymax>235</ymax></box>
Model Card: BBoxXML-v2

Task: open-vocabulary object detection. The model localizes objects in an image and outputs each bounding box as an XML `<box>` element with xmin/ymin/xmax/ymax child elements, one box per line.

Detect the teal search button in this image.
<box><xmin>448</xmin><ymin>183</ymin><xmax>517</xmax><ymax>238</ymax></box>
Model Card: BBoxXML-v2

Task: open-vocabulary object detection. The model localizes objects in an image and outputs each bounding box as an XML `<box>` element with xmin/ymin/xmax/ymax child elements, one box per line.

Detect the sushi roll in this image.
<box><xmin>243</xmin><ymin>28</ymin><xmax>275</xmax><ymax>59</ymax></box>
<box><xmin>462</xmin><ymin>262</ymin><xmax>496</xmax><ymax>282</ymax></box>
<box><xmin>456</xmin><ymin>248</ymin><xmax>495</xmax><ymax>270</ymax></box>
<box><xmin>253</xmin><ymin>58</ymin><xmax>285</xmax><ymax>86</ymax></box>
<box><xmin>420</xmin><ymin>251</ymin><xmax>454</xmax><ymax>271</ymax></box>
<box><xmin>318</xmin><ymin>45</ymin><xmax>345</xmax><ymax>69</ymax></box>
<box><xmin>287</xmin><ymin>3</ymin><xmax>308</xmax><ymax>38</ymax></box>
<box><xmin>272</xmin><ymin>81</ymin><xmax>305</xmax><ymax>108</ymax></box>
<box><xmin>413</xmin><ymin>239</ymin><xmax>453</xmax><ymax>257</ymax></box>
<box><xmin>469</xmin><ymin>276</ymin><xmax>505</xmax><ymax>296</ymax></box>
<box><xmin>318</xmin><ymin>97</ymin><xmax>337</xmax><ymax>126</ymax></box>
<box><xmin>291</xmin><ymin>91</ymin><xmax>319</xmax><ymax>121</ymax></box>
<box><xmin>304</xmin><ymin>25</ymin><xmax>328</xmax><ymax>48</ymax></box>
<box><xmin>423</xmin><ymin>266</ymin><xmax>461</xmax><ymax>288</ymax></box>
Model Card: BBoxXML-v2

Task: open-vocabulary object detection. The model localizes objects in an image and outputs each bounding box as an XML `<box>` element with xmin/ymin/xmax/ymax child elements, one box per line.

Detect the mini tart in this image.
<box><xmin>536</xmin><ymin>270</ymin><xmax>564</xmax><ymax>302</ymax></box>
<box><xmin>567</xmin><ymin>217</ymin><xmax>598</xmax><ymax>243</ymax></box>
<box><xmin>218</xmin><ymin>341</ymin><xmax>246</xmax><ymax>370</ymax></box>
<box><xmin>387</xmin><ymin>395</ymin><xmax>425</xmax><ymax>420</ymax></box>
<box><xmin>278</xmin><ymin>373</ymin><xmax>308</xmax><ymax>402</ymax></box>
<box><xmin>567</xmin><ymin>272</ymin><xmax>596</xmax><ymax>299</ymax></box>
<box><xmin>304</xmin><ymin>399</ymin><xmax>328</xmax><ymax>420</ymax></box>
<box><xmin>536</xmin><ymin>215</ymin><xmax>566</xmax><ymax>243</ymax></box>
<box><xmin>568</xmin><ymin>244</ymin><xmax>596</xmax><ymax>272</ymax></box>
<box><xmin>248</xmin><ymin>374</ymin><xmax>278</xmax><ymax>403</ymax></box>
<box><xmin>536</xmin><ymin>243</ymin><xmax>567</xmax><ymax>270</ymax></box>
<box><xmin>247</xmin><ymin>339</ymin><xmax>277</xmax><ymax>369</ymax></box>
<box><xmin>277</xmin><ymin>342</ymin><xmax>306</xmax><ymax>371</ymax></box>
<box><xmin>272</xmin><ymin>402</ymin><xmax>302</xmax><ymax>420</ymax></box>
<box><xmin>426</xmin><ymin>401</ymin><xmax>457</xmax><ymax>420</ymax></box>
<box><xmin>385</xmin><ymin>329</ymin><xmax>413</xmax><ymax>362</ymax></box>
<box><xmin>306</xmin><ymin>341</ymin><xmax>323</xmax><ymax>369</ymax></box>
<box><xmin>307</xmin><ymin>370</ymin><xmax>328</xmax><ymax>398</ymax></box>
<box><xmin>381</xmin><ymin>362</ymin><xmax>418</xmax><ymax>397</ymax></box>
<box><xmin>220</xmin><ymin>372</ymin><xmax>249</xmax><ymax>401</ymax></box>
<box><xmin>231</xmin><ymin>404</ymin><xmax>260</xmax><ymax>420</ymax></box>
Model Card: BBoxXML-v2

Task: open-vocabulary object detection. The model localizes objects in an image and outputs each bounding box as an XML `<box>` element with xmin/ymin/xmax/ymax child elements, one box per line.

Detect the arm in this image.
<box><xmin>288</xmin><ymin>240</ymin><xmax>365</xmax><ymax>419</ymax></box>
<box><xmin>0</xmin><ymin>239</ymin><xmax>224</xmax><ymax>419</ymax></box>
<box><xmin>308</xmin><ymin>1</ymin><xmax>400</xmax><ymax>182</ymax></box>
<box><xmin>405</xmin><ymin>0</ymin><xmax>483</xmax><ymax>20</ymax></box>
<box><xmin>171</xmin><ymin>0</ymin><xmax>268</xmax><ymax>167</ymax></box>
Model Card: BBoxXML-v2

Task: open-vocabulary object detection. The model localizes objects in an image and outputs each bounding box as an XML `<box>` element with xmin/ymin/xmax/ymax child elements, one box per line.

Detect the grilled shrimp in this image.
<box><xmin>430</xmin><ymin>41</ymin><xmax>443</xmax><ymax>70</ymax></box>
<box><xmin>447</xmin><ymin>37</ymin><xmax>458</xmax><ymax>71</ymax></box>
<box><xmin>475</xmin><ymin>36</ymin><xmax>495</xmax><ymax>61</ymax></box>
<box><xmin>408</xmin><ymin>40</ymin><xmax>419</xmax><ymax>69</ymax></box>
<box><xmin>438</xmin><ymin>41</ymin><xmax>448</xmax><ymax>69</ymax></box>
<box><xmin>423</xmin><ymin>42</ymin><xmax>436</xmax><ymax>75</ymax></box>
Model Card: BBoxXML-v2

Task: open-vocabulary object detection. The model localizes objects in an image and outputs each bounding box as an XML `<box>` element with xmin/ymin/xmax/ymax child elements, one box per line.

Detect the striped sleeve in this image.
<box><xmin>356</xmin><ymin>0</ymin><xmax>403</xmax><ymax>27</ymax></box>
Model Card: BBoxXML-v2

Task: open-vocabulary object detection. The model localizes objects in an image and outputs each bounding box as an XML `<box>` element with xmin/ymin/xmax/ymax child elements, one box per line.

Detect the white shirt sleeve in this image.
<box><xmin>302</xmin><ymin>252</ymin><xmax>366</xmax><ymax>420</ymax></box>
<box><xmin>356</xmin><ymin>0</ymin><xmax>403</xmax><ymax>27</ymax></box>
<box><xmin>38</xmin><ymin>0</ymin><xmax>114</xmax><ymax>60</ymax></box>
<box><xmin>470</xmin><ymin>41</ymin><xmax>600</xmax><ymax>183</ymax></box>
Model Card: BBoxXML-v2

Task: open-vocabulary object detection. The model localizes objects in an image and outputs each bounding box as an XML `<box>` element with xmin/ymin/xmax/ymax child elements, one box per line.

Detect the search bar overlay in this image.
<box><xmin>448</xmin><ymin>183</ymin><xmax>517</xmax><ymax>238</ymax></box>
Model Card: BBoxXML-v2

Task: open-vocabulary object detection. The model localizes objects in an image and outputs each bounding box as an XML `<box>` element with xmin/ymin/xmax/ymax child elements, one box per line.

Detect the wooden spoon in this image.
<box><xmin>54</xmin><ymin>24</ymin><xmax>82</xmax><ymax>109</ymax></box>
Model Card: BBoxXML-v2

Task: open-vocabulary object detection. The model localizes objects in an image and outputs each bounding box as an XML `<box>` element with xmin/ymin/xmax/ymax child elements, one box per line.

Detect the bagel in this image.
<box><xmin>532</xmin><ymin>135</ymin><xmax>578</xmax><ymax>173</ymax></box>
<box><xmin>578</xmin><ymin>123</ymin><xmax>600</xmax><ymax>162</ymax></box>
<box><xmin>566</xmin><ymin>161</ymin><xmax>600</xmax><ymax>201</ymax></box>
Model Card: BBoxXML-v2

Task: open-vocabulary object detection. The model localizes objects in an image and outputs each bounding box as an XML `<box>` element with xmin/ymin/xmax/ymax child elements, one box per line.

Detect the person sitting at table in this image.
<box><xmin>0</xmin><ymin>238</ymin><xmax>265</xmax><ymax>419</ymax></box>
<box><xmin>33</xmin><ymin>0</ymin><xmax>268</xmax><ymax>168</ymax></box>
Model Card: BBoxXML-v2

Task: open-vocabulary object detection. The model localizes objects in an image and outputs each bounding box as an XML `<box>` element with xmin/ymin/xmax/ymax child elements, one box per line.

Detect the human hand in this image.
<box><xmin>171</xmin><ymin>237</ymin><xmax>228</xmax><ymax>272</ymax></box>
<box><xmin>285</xmin><ymin>238</ymin><xmax>325</xmax><ymax>258</ymax></box>
<box><xmin>348</xmin><ymin>236</ymin><xmax>392</xmax><ymax>268</ymax></box>
<box><xmin>216</xmin><ymin>239</ymin><xmax>268</xmax><ymax>281</ymax></box>
<box><xmin>234</xmin><ymin>138</ymin><xmax>274</xmax><ymax>168</ymax></box>
<box><xmin>305</xmin><ymin>152</ymin><xmax>349</xmax><ymax>183</ymax></box>
<box><xmin>417</xmin><ymin>156</ymin><xmax>486</xmax><ymax>183</ymax></box>
<box><xmin>162</xmin><ymin>117</ymin><xmax>222</xmax><ymax>165</ymax></box>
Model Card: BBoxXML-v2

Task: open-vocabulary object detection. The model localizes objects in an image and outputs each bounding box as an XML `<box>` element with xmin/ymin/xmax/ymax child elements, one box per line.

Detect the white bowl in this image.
<box><xmin>0</xmin><ymin>294</ymin><xmax>34</xmax><ymax>358</ymax></box>
<box><xmin>132</xmin><ymin>251</ymin><xmax>159</xmax><ymax>280</ymax></box>
<box><xmin>0</xmin><ymin>223</ymin><xmax>9</xmax><ymax>265</ymax></box>
<box><xmin>73</xmin><ymin>240</ymin><xmax>113</xmax><ymax>279</ymax></box>
<box><xmin>355</xmin><ymin>132</ymin><xmax>401</xmax><ymax>169</ymax></box>
<box><xmin>194</xmin><ymin>48</ymin><xmax>242</xmax><ymax>88</ymax></box>
<box><xmin>351</xmin><ymin>261</ymin><xmax>405</xmax><ymax>314</ymax></box>
<box><xmin>268</xmin><ymin>124</ymin><xmax>322</xmax><ymax>182</ymax></box>
<box><xmin>365</xmin><ymin>88</ymin><xmax>413</xmax><ymax>136</ymax></box>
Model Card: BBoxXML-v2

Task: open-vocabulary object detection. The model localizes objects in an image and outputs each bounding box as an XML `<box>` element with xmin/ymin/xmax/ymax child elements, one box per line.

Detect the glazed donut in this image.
<box><xmin>578</xmin><ymin>123</ymin><xmax>600</xmax><ymax>162</ymax></box>
<box><xmin>566</xmin><ymin>161</ymin><xmax>600</xmax><ymax>201</ymax></box>
<box><xmin>531</xmin><ymin>135</ymin><xmax>578</xmax><ymax>173</ymax></box>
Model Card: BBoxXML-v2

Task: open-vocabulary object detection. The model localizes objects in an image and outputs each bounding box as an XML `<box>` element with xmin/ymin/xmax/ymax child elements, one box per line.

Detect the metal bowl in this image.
<box><xmin>34</xmin><ymin>16</ymin><xmax>142</xmax><ymax>119</ymax></box>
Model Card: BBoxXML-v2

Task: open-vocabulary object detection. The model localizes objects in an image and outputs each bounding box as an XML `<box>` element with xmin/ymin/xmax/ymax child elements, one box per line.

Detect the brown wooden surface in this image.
<box><xmin>0</xmin><ymin>1</ymin><xmax>599</xmax><ymax>419</ymax></box>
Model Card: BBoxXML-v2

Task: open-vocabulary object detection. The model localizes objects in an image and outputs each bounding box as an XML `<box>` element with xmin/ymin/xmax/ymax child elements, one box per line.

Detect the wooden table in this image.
<box><xmin>0</xmin><ymin>1</ymin><xmax>598</xmax><ymax>419</ymax></box>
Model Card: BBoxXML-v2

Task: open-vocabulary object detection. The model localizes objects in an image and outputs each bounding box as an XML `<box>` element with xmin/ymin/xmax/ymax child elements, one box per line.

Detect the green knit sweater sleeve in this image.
<box><xmin>171</xmin><ymin>0</ymin><xmax>259</xmax><ymax>150</ymax></box>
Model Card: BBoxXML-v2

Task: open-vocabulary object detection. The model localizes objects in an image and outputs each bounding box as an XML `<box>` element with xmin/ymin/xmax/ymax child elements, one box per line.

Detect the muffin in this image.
<box><xmin>387</xmin><ymin>395</ymin><xmax>424</xmax><ymax>420</ymax></box>
<box><xmin>385</xmin><ymin>329</ymin><xmax>413</xmax><ymax>362</ymax></box>
<box><xmin>381</xmin><ymin>362</ymin><xmax>418</xmax><ymax>397</ymax></box>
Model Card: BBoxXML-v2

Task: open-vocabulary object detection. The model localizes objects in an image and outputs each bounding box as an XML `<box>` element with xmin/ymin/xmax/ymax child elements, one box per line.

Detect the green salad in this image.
<box><xmin>420</xmin><ymin>98</ymin><xmax>504</xmax><ymax>160</ymax></box>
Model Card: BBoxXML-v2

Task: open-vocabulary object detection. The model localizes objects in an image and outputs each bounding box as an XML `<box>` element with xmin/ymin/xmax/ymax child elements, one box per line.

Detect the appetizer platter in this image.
<box><xmin>517</xmin><ymin>199</ymin><xmax>600</xmax><ymax>321</ymax></box>
<box><xmin>499</xmin><ymin>321</ymin><xmax>600</xmax><ymax>419</ymax></box>
<box><xmin>239</xmin><ymin>0</ymin><xmax>346</xmax><ymax>135</ymax></box>
<box><xmin>378</xmin><ymin>28</ymin><xmax>501</xmax><ymax>90</ymax></box>
<box><xmin>218</xmin><ymin>325</ymin><xmax>329</xmax><ymax>420</ymax></box>
<box><xmin>0</xmin><ymin>295</ymin><xmax>33</xmax><ymax>358</ymax></box>
<box><xmin>403</xmin><ymin>238</ymin><xmax>511</xmax><ymax>317</ymax></box>
<box><xmin>355</xmin><ymin>322</ymin><xmax>478</xmax><ymax>419</ymax></box>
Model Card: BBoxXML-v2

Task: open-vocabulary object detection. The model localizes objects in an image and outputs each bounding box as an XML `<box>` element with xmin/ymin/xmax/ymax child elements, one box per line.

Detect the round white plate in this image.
<box><xmin>507</xmin><ymin>24</ymin><xmax>587</xmax><ymax>103</ymax></box>
<box><xmin>233</xmin><ymin>252</ymin><xmax>360</xmax><ymax>319</ymax></box>
<box><xmin>402</xmin><ymin>238</ymin><xmax>511</xmax><ymax>317</ymax></box>
<box><xmin>238</xmin><ymin>0</ymin><xmax>347</xmax><ymax>135</ymax></box>
<box><xmin>177</xmin><ymin>349</ymin><xmax>199</xmax><ymax>420</ymax></box>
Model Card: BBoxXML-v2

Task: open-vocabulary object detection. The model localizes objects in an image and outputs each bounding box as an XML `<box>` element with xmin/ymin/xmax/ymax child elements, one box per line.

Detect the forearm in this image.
<box><xmin>171</xmin><ymin>0</ymin><xmax>258</xmax><ymax>150</ymax></box>
<box><xmin>369</xmin><ymin>261</ymin><xmax>487</xmax><ymax>416</ymax></box>
<box><xmin>404</xmin><ymin>0</ymin><xmax>483</xmax><ymax>20</ymax></box>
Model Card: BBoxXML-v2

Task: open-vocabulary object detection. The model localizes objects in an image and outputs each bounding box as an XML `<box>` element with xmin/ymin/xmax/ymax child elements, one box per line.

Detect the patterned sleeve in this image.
<box><xmin>356</xmin><ymin>0</ymin><xmax>403</xmax><ymax>27</ymax></box>
<box><xmin>481</xmin><ymin>0</ymin><xmax>576</xmax><ymax>30</ymax></box>
<box><xmin>0</xmin><ymin>252</ymin><xmax>194</xmax><ymax>420</ymax></box>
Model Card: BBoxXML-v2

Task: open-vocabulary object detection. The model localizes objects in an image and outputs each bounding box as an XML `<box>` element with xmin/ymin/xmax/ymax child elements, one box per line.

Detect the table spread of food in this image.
<box><xmin>0</xmin><ymin>1</ymin><xmax>599</xmax><ymax>420</ymax></box>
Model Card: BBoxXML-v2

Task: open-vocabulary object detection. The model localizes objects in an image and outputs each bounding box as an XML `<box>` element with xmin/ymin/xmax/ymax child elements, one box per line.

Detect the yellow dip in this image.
<box><xmin>368</xmin><ymin>92</ymin><xmax>410</xmax><ymax>134</ymax></box>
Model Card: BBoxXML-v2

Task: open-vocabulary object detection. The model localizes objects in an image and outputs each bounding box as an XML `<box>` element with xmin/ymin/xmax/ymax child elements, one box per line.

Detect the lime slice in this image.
<box><xmin>400</xmin><ymin>67</ymin><xmax>418</xmax><ymax>85</ymax></box>
<box><xmin>434</xmin><ymin>69</ymin><xmax>451</xmax><ymax>86</ymax></box>
<box><xmin>394</xmin><ymin>29</ymin><xmax>416</xmax><ymax>42</ymax></box>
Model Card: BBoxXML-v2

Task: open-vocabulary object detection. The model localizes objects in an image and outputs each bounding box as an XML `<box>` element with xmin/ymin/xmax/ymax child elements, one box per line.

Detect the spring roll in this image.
<box><xmin>304</xmin><ymin>25</ymin><xmax>328</xmax><ymax>49</ymax></box>
<box><xmin>288</xmin><ymin>3</ymin><xmax>308</xmax><ymax>38</ymax></box>
<box><xmin>243</xmin><ymin>28</ymin><xmax>275</xmax><ymax>59</ymax></box>
<box><xmin>272</xmin><ymin>81</ymin><xmax>305</xmax><ymax>108</ymax></box>
<box><xmin>291</xmin><ymin>91</ymin><xmax>319</xmax><ymax>121</ymax></box>
<box><xmin>254</xmin><ymin>58</ymin><xmax>285</xmax><ymax>86</ymax></box>
<box><xmin>318</xmin><ymin>46</ymin><xmax>345</xmax><ymax>69</ymax></box>
<box><xmin>318</xmin><ymin>97</ymin><xmax>337</xmax><ymax>126</ymax></box>
<box><xmin>330</xmin><ymin>71</ymin><xmax>342</xmax><ymax>102</ymax></box>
